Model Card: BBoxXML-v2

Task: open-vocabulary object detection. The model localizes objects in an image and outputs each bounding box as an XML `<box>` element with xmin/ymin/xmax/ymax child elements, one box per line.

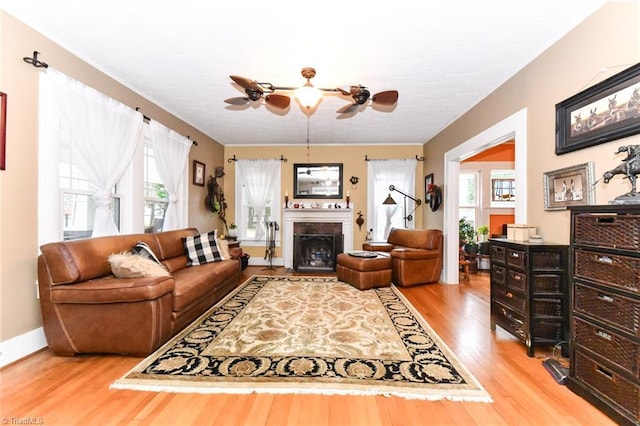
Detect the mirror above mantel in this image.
<box><xmin>293</xmin><ymin>163</ymin><xmax>343</xmax><ymax>199</ymax></box>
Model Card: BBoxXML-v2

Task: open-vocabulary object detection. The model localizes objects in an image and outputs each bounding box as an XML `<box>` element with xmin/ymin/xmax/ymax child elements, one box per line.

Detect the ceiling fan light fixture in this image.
<box><xmin>295</xmin><ymin>80</ymin><xmax>323</xmax><ymax>110</ymax></box>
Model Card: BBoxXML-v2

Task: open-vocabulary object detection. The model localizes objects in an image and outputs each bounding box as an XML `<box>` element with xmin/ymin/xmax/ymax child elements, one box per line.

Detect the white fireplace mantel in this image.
<box><xmin>283</xmin><ymin>208</ymin><xmax>353</xmax><ymax>269</ymax></box>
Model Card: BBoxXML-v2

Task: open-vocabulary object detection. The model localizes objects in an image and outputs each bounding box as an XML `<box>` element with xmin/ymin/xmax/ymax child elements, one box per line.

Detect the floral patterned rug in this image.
<box><xmin>111</xmin><ymin>275</ymin><xmax>491</xmax><ymax>402</ymax></box>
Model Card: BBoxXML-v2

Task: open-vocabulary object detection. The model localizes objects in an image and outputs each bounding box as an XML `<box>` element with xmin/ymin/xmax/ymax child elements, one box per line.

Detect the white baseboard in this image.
<box><xmin>0</xmin><ymin>327</ymin><xmax>47</xmax><ymax>368</ymax></box>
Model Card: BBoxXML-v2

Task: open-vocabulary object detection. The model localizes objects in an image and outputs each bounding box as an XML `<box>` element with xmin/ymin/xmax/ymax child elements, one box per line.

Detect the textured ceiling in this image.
<box><xmin>2</xmin><ymin>0</ymin><xmax>607</xmax><ymax>146</ymax></box>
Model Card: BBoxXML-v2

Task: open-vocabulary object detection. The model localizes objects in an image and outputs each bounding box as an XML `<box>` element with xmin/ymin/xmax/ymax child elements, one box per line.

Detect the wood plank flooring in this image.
<box><xmin>0</xmin><ymin>267</ymin><xmax>615</xmax><ymax>425</ymax></box>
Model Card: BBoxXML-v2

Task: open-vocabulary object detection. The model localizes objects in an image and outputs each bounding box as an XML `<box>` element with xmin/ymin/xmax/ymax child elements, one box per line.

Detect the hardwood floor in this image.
<box><xmin>1</xmin><ymin>267</ymin><xmax>614</xmax><ymax>425</ymax></box>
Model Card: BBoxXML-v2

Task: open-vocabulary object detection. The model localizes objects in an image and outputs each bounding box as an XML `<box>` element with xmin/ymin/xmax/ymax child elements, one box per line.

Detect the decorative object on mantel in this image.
<box><xmin>284</xmin><ymin>190</ymin><xmax>289</xmax><ymax>208</ymax></box>
<box><xmin>356</xmin><ymin>211</ymin><xmax>365</xmax><ymax>231</ymax></box>
<box><xmin>346</xmin><ymin>190</ymin><xmax>351</xmax><ymax>208</ymax></box>
<box><xmin>599</xmin><ymin>144</ymin><xmax>640</xmax><ymax>204</ymax></box>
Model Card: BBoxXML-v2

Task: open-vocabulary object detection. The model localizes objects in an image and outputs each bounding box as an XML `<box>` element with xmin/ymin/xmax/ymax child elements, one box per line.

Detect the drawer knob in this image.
<box><xmin>596</xmin><ymin>294</ymin><xmax>614</xmax><ymax>303</ymax></box>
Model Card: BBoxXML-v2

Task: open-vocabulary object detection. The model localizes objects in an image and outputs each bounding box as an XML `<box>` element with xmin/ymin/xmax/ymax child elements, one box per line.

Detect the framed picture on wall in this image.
<box><xmin>424</xmin><ymin>173</ymin><xmax>434</xmax><ymax>203</ymax></box>
<box><xmin>193</xmin><ymin>160</ymin><xmax>205</xmax><ymax>186</ymax></box>
<box><xmin>543</xmin><ymin>162</ymin><xmax>595</xmax><ymax>210</ymax></box>
<box><xmin>555</xmin><ymin>63</ymin><xmax>640</xmax><ymax>155</ymax></box>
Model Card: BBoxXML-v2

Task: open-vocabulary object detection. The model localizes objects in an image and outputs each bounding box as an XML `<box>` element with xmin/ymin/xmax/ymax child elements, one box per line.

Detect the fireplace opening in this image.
<box><xmin>294</xmin><ymin>234</ymin><xmax>343</xmax><ymax>273</ymax></box>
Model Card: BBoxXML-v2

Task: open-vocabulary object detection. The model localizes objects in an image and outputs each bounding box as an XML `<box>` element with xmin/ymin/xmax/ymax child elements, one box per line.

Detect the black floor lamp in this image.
<box><xmin>382</xmin><ymin>184</ymin><xmax>422</xmax><ymax>228</ymax></box>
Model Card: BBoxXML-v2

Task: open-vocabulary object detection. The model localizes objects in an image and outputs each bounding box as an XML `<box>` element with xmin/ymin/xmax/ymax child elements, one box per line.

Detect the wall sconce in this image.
<box><xmin>349</xmin><ymin>176</ymin><xmax>359</xmax><ymax>188</ymax></box>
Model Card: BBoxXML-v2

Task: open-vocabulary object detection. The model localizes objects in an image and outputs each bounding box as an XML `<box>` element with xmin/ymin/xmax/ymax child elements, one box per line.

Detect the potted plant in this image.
<box><xmin>227</xmin><ymin>223</ymin><xmax>238</xmax><ymax>239</ymax></box>
<box><xmin>459</xmin><ymin>217</ymin><xmax>477</xmax><ymax>254</ymax></box>
<box><xmin>477</xmin><ymin>225</ymin><xmax>489</xmax><ymax>242</ymax></box>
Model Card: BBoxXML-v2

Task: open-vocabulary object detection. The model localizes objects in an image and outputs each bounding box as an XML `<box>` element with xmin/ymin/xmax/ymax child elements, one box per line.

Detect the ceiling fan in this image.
<box><xmin>224</xmin><ymin>67</ymin><xmax>398</xmax><ymax>116</ymax></box>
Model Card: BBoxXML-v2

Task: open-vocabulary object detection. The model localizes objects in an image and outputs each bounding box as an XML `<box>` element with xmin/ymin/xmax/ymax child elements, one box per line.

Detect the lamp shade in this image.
<box><xmin>295</xmin><ymin>81</ymin><xmax>323</xmax><ymax>109</ymax></box>
<box><xmin>383</xmin><ymin>193</ymin><xmax>396</xmax><ymax>205</ymax></box>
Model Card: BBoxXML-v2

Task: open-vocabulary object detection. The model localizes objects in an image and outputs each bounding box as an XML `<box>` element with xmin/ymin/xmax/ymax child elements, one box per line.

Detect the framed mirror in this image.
<box><xmin>293</xmin><ymin>163</ymin><xmax>343</xmax><ymax>199</ymax></box>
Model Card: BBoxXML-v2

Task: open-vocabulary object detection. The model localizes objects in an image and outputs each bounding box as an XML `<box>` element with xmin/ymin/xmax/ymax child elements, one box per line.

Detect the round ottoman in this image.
<box><xmin>336</xmin><ymin>252</ymin><xmax>392</xmax><ymax>290</ymax></box>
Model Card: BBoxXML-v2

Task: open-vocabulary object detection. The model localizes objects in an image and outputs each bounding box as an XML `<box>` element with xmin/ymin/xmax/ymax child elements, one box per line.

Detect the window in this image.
<box><xmin>490</xmin><ymin>170</ymin><xmax>516</xmax><ymax>207</ymax></box>
<box><xmin>143</xmin><ymin>142</ymin><xmax>168</xmax><ymax>233</ymax></box>
<box><xmin>234</xmin><ymin>160</ymin><xmax>281</xmax><ymax>245</ymax></box>
<box><xmin>59</xmin><ymin>130</ymin><xmax>120</xmax><ymax>241</ymax></box>
<box><xmin>459</xmin><ymin>171</ymin><xmax>480</xmax><ymax>230</ymax></box>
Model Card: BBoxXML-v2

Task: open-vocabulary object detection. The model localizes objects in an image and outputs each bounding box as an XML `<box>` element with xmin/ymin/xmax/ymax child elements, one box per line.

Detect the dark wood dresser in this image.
<box><xmin>489</xmin><ymin>238</ymin><xmax>569</xmax><ymax>357</ymax></box>
<box><xmin>568</xmin><ymin>205</ymin><xmax>640</xmax><ymax>426</ymax></box>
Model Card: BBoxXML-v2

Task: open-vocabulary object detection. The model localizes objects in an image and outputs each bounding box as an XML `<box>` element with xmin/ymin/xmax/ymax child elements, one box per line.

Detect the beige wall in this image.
<box><xmin>0</xmin><ymin>12</ymin><xmax>225</xmax><ymax>343</ymax></box>
<box><xmin>423</xmin><ymin>2</ymin><xmax>640</xmax><ymax>242</ymax></box>
<box><xmin>223</xmin><ymin>145</ymin><xmax>424</xmax><ymax>260</ymax></box>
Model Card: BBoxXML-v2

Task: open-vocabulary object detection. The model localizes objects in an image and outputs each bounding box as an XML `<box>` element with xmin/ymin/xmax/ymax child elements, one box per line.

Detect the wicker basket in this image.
<box><xmin>532</xmin><ymin>251</ymin><xmax>562</xmax><ymax>269</ymax></box>
<box><xmin>574</xmin><ymin>213</ymin><xmax>640</xmax><ymax>250</ymax></box>
<box><xmin>533</xmin><ymin>274</ymin><xmax>562</xmax><ymax>294</ymax></box>
<box><xmin>575</xmin><ymin>282</ymin><xmax>640</xmax><ymax>337</ymax></box>
<box><xmin>495</xmin><ymin>290</ymin><xmax>526</xmax><ymax>313</ymax></box>
<box><xmin>574</xmin><ymin>317</ymin><xmax>638</xmax><ymax>377</ymax></box>
<box><xmin>491</xmin><ymin>244</ymin><xmax>506</xmax><ymax>263</ymax></box>
<box><xmin>506</xmin><ymin>248</ymin><xmax>526</xmax><ymax>269</ymax></box>
<box><xmin>575</xmin><ymin>249</ymin><xmax>640</xmax><ymax>293</ymax></box>
<box><xmin>533</xmin><ymin>319</ymin><xmax>563</xmax><ymax>340</ymax></box>
<box><xmin>533</xmin><ymin>298</ymin><xmax>563</xmax><ymax>316</ymax></box>
<box><xmin>507</xmin><ymin>270</ymin><xmax>528</xmax><ymax>291</ymax></box>
<box><xmin>575</xmin><ymin>351</ymin><xmax>639</xmax><ymax>422</ymax></box>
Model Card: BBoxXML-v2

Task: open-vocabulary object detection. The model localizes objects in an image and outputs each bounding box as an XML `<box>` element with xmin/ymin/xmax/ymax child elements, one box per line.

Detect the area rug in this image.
<box><xmin>111</xmin><ymin>275</ymin><xmax>491</xmax><ymax>402</ymax></box>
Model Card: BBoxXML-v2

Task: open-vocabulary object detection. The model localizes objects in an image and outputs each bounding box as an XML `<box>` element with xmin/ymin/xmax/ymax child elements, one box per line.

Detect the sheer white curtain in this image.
<box><xmin>47</xmin><ymin>68</ymin><xmax>143</xmax><ymax>237</ymax></box>
<box><xmin>148</xmin><ymin>121</ymin><xmax>192</xmax><ymax>231</ymax></box>
<box><xmin>236</xmin><ymin>159</ymin><xmax>281</xmax><ymax>240</ymax></box>
<box><xmin>367</xmin><ymin>159</ymin><xmax>417</xmax><ymax>240</ymax></box>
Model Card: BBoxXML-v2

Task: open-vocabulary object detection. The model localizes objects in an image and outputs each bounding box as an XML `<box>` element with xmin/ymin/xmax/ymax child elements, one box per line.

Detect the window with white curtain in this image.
<box><xmin>459</xmin><ymin>170</ymin><xmax>480</xmax><ymax>229</ymax></box>
<box><xmin>143</xmin><ymin>142</ymin><xmax>168</xmax><ymax>233</ymax></box>
<box><xmin>38</xmin><ymin>69</ymin><xmax>189</xmax><ymax>244</ymax></box>
<box><xmin>367</xmin><ymin>159</ymin><xmax>417</xmax><ymax>241</ymax></box>
<box><xmin>234</xmin><ymin>159</ymin><xmax>281</xmax><ymax>245</ymax></box>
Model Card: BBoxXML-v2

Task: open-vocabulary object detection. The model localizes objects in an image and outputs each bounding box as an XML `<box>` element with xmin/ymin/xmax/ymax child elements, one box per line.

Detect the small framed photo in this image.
<box><xmin>424</xmin><ymin>173</ymin><xmax>434</xmax><ymax>203</ymax></box>
<box><xmin>193</xmin><ymin>160</ymin><xmax>205</xmax><ymax>186</ymax></box>
<box><xmin>543</xmin><ymin>162</ymin><xmax>595</xmax><ymax>210</ymax></box>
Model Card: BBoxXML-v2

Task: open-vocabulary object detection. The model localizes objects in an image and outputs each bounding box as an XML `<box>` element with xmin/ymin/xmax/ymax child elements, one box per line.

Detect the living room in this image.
<box><xmin>1</xmin><ymin>1</ymin><xmax>639</xmax><ymax>424</ymax></box>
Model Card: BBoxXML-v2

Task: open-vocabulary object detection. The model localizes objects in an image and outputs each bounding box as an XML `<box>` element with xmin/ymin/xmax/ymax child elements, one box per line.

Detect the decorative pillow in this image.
<box><xmin>182</xmin><ymin>231</ymin><xmax>223</xmax><ymax>266</ymax></box>
<box><xmin>130</xmin><ymin>241</ymin><xmax>162</xmax><ymax>264</ymax></box>
<box><xmin>108</xmin><ymin>252</ymin><xmax>170</xmax><ymax>278</ymax></box>
<box><xmin>216</xmin><ymin>238</ymin><xmax>230</xmax><ymax>260</ymax></box>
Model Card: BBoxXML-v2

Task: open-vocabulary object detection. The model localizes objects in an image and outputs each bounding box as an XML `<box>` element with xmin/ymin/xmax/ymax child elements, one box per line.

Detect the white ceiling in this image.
<box><xmin>2</xmin><ymin>0</ymin><xmax>608</xmax><ymax>146</ymax></box>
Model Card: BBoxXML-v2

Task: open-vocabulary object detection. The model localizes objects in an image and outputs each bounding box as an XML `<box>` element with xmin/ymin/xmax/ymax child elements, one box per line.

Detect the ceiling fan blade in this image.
<box><xmin>336</xmin><ymin>87</ymin><xmax>351</xmax><ymax>96</ymax></box>
<box><xmin>224</xmin><ymin>97</ymin><xmax>249</xmax><ymax>105</ymax></box>
<box><xmin>337</xmin><ymin>103</ymin><xmax>359</xmax><ymax>114</ymax></box>
<box><xmin>265</xmin><ymin>94</ymin><xmax>291</xmax><ymax>109</ymax></box>
<box><xmin>372</xmin><ymin>90</ymin><xmax>399</xmax><ymax>105</ymax></box>
<box><xmin>230</xmin><ymin>75</ymin><xmax>261</xmax><ymax>90</ymax></box>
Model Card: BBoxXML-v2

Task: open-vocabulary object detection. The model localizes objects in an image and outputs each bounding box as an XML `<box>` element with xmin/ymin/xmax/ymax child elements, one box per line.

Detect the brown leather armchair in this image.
<box><xmin>363</xmin><ymin>228</ymin><xmax>443</xmax><ymax>287</ymax></box>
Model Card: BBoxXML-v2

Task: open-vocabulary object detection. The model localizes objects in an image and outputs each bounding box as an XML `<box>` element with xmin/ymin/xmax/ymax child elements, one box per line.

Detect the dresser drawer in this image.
<box><xmin>532</xmin><ymin>318</ymin><xmax>563</xmax><ymax>340</ymax></box>
<box><xmin>493</xmin><ymin>304</ymin><xmax>526</xmax><ymax>341</ymax></box>
<box><xmin>507</xmin><ymin>248</ymin><xmax>526</xmax><ymax>269</ymax></box>
<box><xmin>494</xmin><ymin>287</ymin><xmax>526</xmax><ymax>313</ymax></box>
<box><xmin>575</xmin><ymin>249</ymin><xmax>640</xmax><ymax>293</ymax></box>
<box><xmin>574</xmin><ymin>213</ymin><xmax>640</xmax><ymax>250</ymax></box>
<box><xmin>507</xmin><ymin>269</ymin><xmax>528</xmax><ymax>292</ymax></box>
<box><xmin>532</xmin><ymin>274</ymin><xmax>563</xmax><ymax>294</ymax></box>
<box><xmin>532</xmin><ymin>251</ymin><xmax>562</xmax><ymax>270</ymax></box>
<box><xmin>532</xmin><ymin>298</ymin><xmax>563</xmax><ymax>317</ymax></box>
<box><xmin>491</xmin><ymin>244</ymin><xmax>506</xmax><ymax>263</ymax></box>
<box><xmin>491</xmin><ymin>264</ymin><xmax>506</xmax><ymax>285</ymax></box>
<box><xmin>574</xmin><ymin>351</ymin><xmax>640</xmax><ymax>423</ymax></box>
<box><xmin>574</xmin><ymin>317</ymin><xmax>639</xmax><ymax>378</ymax></box>
<box><xmin>575</xmin><ymin>282</ymin><xmax>640</xmax><ymax>337</ymax></box>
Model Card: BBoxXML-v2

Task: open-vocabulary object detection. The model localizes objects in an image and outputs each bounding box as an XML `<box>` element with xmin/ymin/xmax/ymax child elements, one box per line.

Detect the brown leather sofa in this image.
<box><xmin>37</xmin><ymin>228</ymin><xmax>241</xmax><ymax>356</ymax></box>
<box><xmin>362</xmin><ymin>227</ymin><xmax>443</xmax><ymax>286</ymax></box>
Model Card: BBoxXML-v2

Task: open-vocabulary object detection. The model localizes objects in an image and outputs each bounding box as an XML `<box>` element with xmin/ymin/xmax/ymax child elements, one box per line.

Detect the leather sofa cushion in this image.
<box><xmin>50</xmin><ymin>275</ymin><xmax>174</xmax><ymax>304</ymax></box>
<box><xmin>391</xmin><ymin>248</ymin><xmax>440</xmax><ymax>260</ymax></box>
<box><xmin>171</xmin><ymin>260</ymin><xmax>239</xmax><ymax>312</ymax></box>
<box><xmin>387</xmin><ymin>228</ymin><xmax>440</xmax><ymax>250</ymax></box>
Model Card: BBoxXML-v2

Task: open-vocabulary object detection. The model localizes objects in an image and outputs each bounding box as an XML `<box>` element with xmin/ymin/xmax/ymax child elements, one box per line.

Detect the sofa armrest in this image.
<box><xmin>363</xmin><ymin>242</ymin><xmax>394</xmax><ymax>252</ymax></box>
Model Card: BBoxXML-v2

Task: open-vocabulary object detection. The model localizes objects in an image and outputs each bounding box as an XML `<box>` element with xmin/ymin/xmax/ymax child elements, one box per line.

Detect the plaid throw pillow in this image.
<box><xmin>182</xmin><ymin>231</ymin><xmax>223</xmax><ymax>265</ymax></box>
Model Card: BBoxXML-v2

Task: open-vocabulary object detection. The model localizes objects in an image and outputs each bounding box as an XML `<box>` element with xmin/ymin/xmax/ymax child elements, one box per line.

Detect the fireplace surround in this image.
<box><xmin>293</xmin><ymin>222</ymin><xmax>344</xmax><ymax>272</ymax></box>
<box><xmin>283</xmin><ymin>208</ymin><xmax>353</xmax><ymax>269</ymax></box>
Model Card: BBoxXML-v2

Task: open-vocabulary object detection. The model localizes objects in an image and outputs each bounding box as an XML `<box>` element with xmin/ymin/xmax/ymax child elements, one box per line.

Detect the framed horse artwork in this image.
<box><xmin>556</xmin><ymin>63</ymin><xmax>640</xmax><ymax>155</ymax></box>
<box><xmin>543</xmin><ymin>162</ymin><xmax>595</xmax><ymax>210</ymax></box>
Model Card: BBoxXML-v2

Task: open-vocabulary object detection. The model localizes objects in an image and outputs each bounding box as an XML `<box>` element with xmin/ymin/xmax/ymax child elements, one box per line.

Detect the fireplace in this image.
<box><xmin>293</xmin><ymin>222</ymin><xmax>343</xmax><ymax>272</ymax></box>
<box><xmin>283</xmin><ymin>207</ymin><xmax>353</xmax><ymax>269</ymax></box>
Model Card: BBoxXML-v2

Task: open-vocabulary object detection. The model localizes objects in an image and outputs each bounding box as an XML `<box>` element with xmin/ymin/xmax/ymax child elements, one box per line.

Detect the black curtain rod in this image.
<box><xmin>365</xmin><ymin>155</ymin><xmax>424</xmax><ymax>162</ymax></box>
<box><xmin>228</xmin><ymin>154</ymin><xmax>288</xmax><ymax>163</ymax></box>
<box><xmin>135</xmin><ymin>107</ymin><xmax>197</xmax><ymax>145</ymax></box>
<box><xmin>23</xmin><ymin>51</ymin><xmax>49</xmax><ymax>68</ymax></box>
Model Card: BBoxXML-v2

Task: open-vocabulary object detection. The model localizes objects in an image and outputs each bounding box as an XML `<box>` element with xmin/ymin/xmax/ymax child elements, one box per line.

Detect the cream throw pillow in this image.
<box><xmin>109</xmin><ymin>252</ymin><xmax>170</xmax><ymax>278</ymax></box>
<box><xmin>217</xmin><ymin>238</ymin><xmax>230</xmax><ymax>260</ymax></box>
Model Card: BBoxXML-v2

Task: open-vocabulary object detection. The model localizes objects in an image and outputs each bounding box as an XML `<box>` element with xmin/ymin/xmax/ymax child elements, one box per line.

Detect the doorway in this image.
<box><xmin>442</xmin><ymin>108</ymin><xmax>528</xmax><ymax>284</ymax></box>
